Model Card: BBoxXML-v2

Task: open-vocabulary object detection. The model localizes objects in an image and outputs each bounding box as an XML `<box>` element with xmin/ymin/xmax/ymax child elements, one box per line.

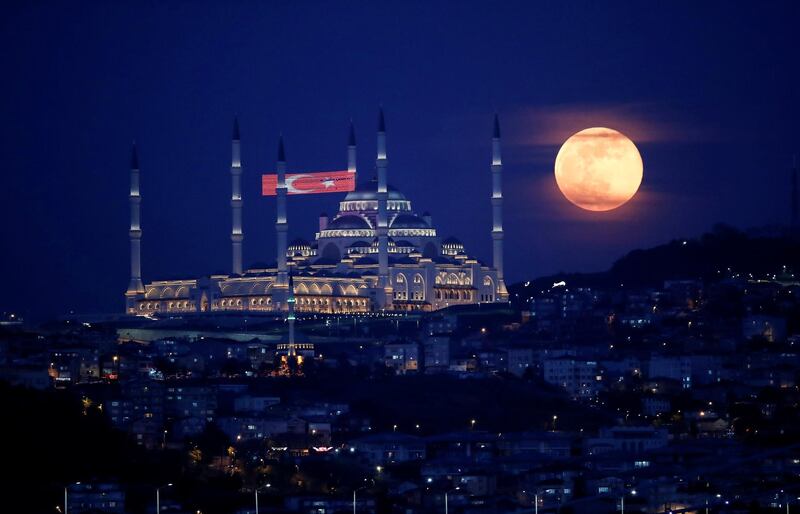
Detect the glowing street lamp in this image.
<box><xmin>353</xmin><ymin>478</ymin><xmax>374</xmax><ymax>514</ymax></box>
<box><xmin>254</xmin><ymin>483</ymin><xmax>271</xmax><ymax>514</ymax></box>
<box><xmin>445</xmin><ymin>486</ymin><xmax>460</xmax><ymax>514</ymax></box>
<box><xmin>156</xmin><ymin>483</ymin><xmax>172</xmax><ymax>513</ymax></box>
<box><xmin>64</xmin><ymin>482</ymin><xmax>81</xmax><ymax>514</ymax></box>
<box><xmin>619</xmin><ymin>488</ymin><xmax>637</xmax><ymax>514</ymax></box>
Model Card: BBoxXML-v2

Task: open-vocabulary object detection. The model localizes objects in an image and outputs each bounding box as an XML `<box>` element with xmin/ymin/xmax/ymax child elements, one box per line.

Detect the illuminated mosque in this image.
<box><xmin>125</xmin><ymin>109</ymin><xmax>508</xmax><ymax>316</ymax></box>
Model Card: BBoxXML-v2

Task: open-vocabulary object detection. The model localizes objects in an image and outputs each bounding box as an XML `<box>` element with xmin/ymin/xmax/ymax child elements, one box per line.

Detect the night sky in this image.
<box><xmin>1</xmin><ymin>1</ymin><xmax>799</xmax><ymax>319</ymax></box>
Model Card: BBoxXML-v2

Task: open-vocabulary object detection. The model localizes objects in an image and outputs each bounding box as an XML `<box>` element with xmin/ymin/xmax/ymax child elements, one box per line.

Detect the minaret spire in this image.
<box><xmin>376</xmin><ymin>107</ymin><xmax>392</xmax><ymax>307</ymax></box>
<box><xmin>792</xmin><ymin>155</ymin><xmax>798</xmax><ymax>230</ymax></box>
<box><xmin>275</xmin><ymin>134</ymin><xmax>289</xmax><ymax>306</ymax></box>
<box><xmin>125</xmin><ymin>142</ymin><xmax>145</xmax><ymax>311</ymax></box>
<box><xmin>287</xmin><ymin>271</ymin><xmax>296</xmax><ymax>357</ymax></box>
<box><xmin>491</xmin><ymin>114</ymin><xmax>508</xmax><ymax>301</ymax></box>
<box><xmin>230</xmin><ymin>116</ymin><xmax>244</xmax><ymax>275</ymax></box>
<box><xmin>130</xmin><ymin>141</ymin><xmax>139</xmax><ymax>169</ymax></box>
<box><xmin>347</xmin><ymin>119</ymin><xmax>357</xmax><ymax>183</ymax></box>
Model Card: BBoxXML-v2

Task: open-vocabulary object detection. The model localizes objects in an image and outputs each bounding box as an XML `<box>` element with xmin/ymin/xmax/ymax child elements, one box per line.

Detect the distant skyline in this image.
<box><xmin>1</xmin><ymin>1</ymin><xmax>799</xmax><ymax>319</ymax></box>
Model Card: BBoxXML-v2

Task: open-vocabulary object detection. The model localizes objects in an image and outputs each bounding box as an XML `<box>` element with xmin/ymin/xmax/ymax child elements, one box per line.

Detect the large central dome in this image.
<box><xmin>343</xmin><ymin>177</ymin><xmax>407</xmax><ymax>202</ymax></box>
<box><xmin>339</xmin><ymin>177</ymin><xmax>413</xmax><ymax>219</ymax></box>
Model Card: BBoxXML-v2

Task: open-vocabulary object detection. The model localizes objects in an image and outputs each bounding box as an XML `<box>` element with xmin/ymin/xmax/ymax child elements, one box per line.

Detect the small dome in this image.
<box><xmin>349</xmin><ymin>240</ymin><xmax>370</xmax><ymax>248</ymax></box>
<box><xmin>441</xmin><ymin>236</ymin><xmax>464</xmax><ymax>256</ymax></box>
<box><xmin>390</xmin><ymin>214</ymin><xmax>429</xmax><ymax>229</ymax></box>
<box><xmin>327</xmin><ymin>215</ymin><xmax>371</xmax><ymax>230</ymax></box>
<box><xmin>394</xmin><ymin>240</ymin><xmax>416</xmax><ymax>248</ymax></box>
<box><xmin>287</xmin><ymin>239</ymin><xmax>313</xmax><ymax>258</ymax></box>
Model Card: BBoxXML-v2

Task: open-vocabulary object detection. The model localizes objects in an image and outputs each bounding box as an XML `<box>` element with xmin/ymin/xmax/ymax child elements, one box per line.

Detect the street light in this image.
<box><xmin>620</xmin><ymin>488</ymin><xmax>636</xmax><ymax>514</ymax></box>
<box><xmin>353</xmin><ymin>485</ymin><xmax>367</xmax><ymax>514</ymax></box>
<box><xmin>156</xmin><ymin>483</ymin><xmax>172</xmax><ymax>513</ymax></box>
<box><xmin>64</xmin><ymin>482</ymin><xmax>81</xmax><ymax>514</ymax></box>
<box><xmin>445</xmin><ymin>486</ymin><xmax>460</xmax><ymax>514</ymax></box>
<box><xmin>254</xmin><ymin>482</ymin><xmax>271</xmax><ymax>514</ymax></box>
<box><xmin>353</xmin><ymin>479</ymin><xmax>374</xmax><ymax>514</ymax></box>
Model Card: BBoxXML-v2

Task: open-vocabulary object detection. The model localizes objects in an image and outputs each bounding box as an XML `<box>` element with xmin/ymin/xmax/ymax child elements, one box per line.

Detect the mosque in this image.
<box><xmin>124</xmin><ymin>109</ymin><xmax>509</xmax><ymax>316</ymax></box>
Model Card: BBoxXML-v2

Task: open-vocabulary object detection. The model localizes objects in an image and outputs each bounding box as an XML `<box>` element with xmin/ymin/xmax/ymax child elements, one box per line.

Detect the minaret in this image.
<box><xmin>126</xmin><ymin>142</ymin><xmax>145</xmax><ymax>304</ymax></box>
<box><xmin>287</xmin><ymin>272</ymin><xmax>297</xmax><ymax>357</ymax></box>
<box><xmin>275</xmin><ymin>135</ymin><xmax>289</xmax><ymax>306</ymax></box>
<box><xmin>792</xmin><ymin>155</ymin><xmax>798</xmax><ymax>229</ymax></box>
<box><xmin>376</xmin><ymin>108</ymin><xmax>392</xmax><ymax>306</ymax></box>
<box><xmin>230</xmin><ymin>117</ymin><xmax>244</xmax><ymax>275</ymax></box>
<box><xmin>348</xmin><ymin>119</ymin><xmax>357</xmax><ymax>181</ymax></box>
<box><xmin>491</xmin><ymin>114</ymin><xmax>508</xmax><ymax>300</ymax></box>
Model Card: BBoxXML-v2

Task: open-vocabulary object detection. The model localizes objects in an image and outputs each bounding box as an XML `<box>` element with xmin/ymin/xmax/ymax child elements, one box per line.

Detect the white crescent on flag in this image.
<box><xmin>285</xmin><ymin>174</ymin><xmax>311</xmax><ymax>194</ymax></box>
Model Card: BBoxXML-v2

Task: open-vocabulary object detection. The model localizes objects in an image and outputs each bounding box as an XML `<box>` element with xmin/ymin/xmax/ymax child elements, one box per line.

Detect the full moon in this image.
<box><xmin>554</xmin><ymin>127</ymin><xmax>643</xmax><ymax>211</ymax></box>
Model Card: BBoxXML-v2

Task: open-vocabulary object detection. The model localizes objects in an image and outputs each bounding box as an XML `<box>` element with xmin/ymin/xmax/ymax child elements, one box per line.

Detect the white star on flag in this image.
<box><xmin>322</xmin><ymin>179</ymin><xmax>335</xmax><ymax>188</ymax></box>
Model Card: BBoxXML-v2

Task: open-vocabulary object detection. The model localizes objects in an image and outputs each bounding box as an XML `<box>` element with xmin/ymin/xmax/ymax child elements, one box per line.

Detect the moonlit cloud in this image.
<box><xmin>509</xmin><ymin>102</ymin><xmax>717</xmax><ymax>150</ymax></box>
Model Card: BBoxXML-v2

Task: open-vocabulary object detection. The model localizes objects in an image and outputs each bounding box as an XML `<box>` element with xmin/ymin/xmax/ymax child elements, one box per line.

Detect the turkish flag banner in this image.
<box><xmin>262</xmin><ymin>170</ymin><xmax>355</xmax><ymax>196</ymax></box>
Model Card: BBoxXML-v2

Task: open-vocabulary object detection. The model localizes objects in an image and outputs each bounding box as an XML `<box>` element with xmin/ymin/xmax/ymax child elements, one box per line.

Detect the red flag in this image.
<box><xmin>262</xmin><ymin>170</ymin><xmax>355</xmax><ymax>196</ymax></box>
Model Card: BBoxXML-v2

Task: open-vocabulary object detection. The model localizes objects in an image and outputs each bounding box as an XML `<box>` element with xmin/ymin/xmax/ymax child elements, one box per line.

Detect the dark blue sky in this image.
<box><xmin>1</xmin><ymin>1</ymin><xmax>798</xmax><ymax>319</ymax></box>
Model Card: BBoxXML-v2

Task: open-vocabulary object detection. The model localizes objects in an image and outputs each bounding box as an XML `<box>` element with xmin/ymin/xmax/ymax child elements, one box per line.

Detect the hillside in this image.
<box><xmin>510</xmin><ymin>224</ymin><xmax>800</xmax><ymax>299</ymax></box>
